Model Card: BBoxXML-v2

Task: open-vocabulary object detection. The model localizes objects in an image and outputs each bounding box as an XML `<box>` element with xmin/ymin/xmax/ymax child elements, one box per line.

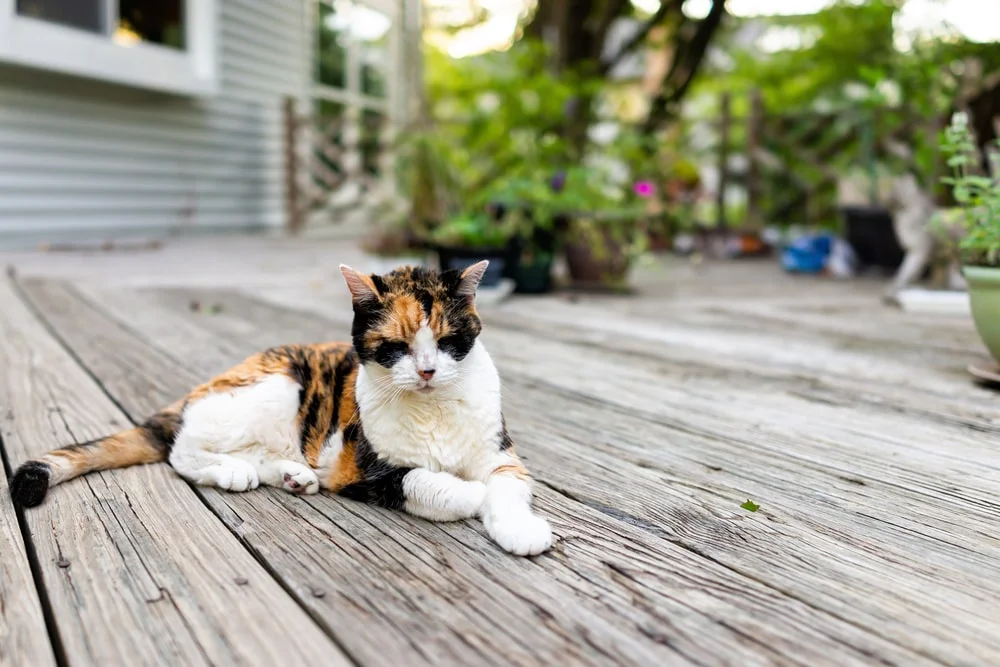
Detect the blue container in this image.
<box><xmin>781</xmin><ymin>233</ymin><xmax>833</xmax><ymax>274</ymax></box>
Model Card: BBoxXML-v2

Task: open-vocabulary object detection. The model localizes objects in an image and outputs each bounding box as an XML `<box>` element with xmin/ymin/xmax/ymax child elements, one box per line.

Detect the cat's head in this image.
<box><xmin>339</xmin><ymin>261</ymin><xmax>489</xmax><ymax>393</ymax></box>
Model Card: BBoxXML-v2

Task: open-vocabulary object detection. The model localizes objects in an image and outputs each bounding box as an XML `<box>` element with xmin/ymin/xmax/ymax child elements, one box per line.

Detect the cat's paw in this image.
<box><xmin>280</xmin><ymin>462</ymin><xmax>320</xmax><ymax>495</ymax></box>
<box><xmin>446</xmin><ymin>480</ymin><xmax>487</xmax><ymax>521</ymax></box>
<box><xmin>209</xmin><ymin>461</ymin><xmax>260</xmax><ymax>492</ymax></box>
<box><xmin>402</xmin><ymin>471</ymin><xmax>487</xmax><ymax>522</ymax></box>
<box><xmin>484</xmin><ymin>512</ymin><xmax>553</xmax><ymax>556</ymax></box>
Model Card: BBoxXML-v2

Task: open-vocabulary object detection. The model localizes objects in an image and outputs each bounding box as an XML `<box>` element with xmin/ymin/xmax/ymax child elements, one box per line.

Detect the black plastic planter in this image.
<box><xmin>434</xmin><ymin>244</ymin><xmax>517</xmax><ymax>288</ymax></box>
<box><xmin>840</xmin><ymin>205</ymin><xmax>904</xmax><ymax>272</ymax></box>
<box><xmin>512</xmin><ymin>256</ymin><xmax>554</xmax><ymax>294</ymax></box>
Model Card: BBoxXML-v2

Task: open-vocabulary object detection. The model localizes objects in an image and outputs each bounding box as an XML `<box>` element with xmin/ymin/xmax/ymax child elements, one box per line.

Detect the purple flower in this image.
<box><xmin>634</xmin><ymin>180</ymin><xmax>655</xmax><ymax>198</ymax></box>
<box><xmin>550</xmin><ymin>170</ymin><xmax>567</xmax><ymax>192</ymax></box>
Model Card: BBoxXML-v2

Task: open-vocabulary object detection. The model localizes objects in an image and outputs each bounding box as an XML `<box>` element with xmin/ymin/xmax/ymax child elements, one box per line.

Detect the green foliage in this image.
<box><xmin>426</xmin><ymin>212</ymin><xmax>513</xmax><ymax>248</ymax></box>
<box><xmin>398</xmin><ymin>42</ymin><xmax>588</xmax><ymax>223</ymax></box>
<box><xmin>316</xmin><ymin>1</ymin><xmax>346</xmax><ymax>88</ymax></box>
<box><xmin>689</xmin><ymin>0</ymin><xmax>1000</xmax><ymax>226</ymax></box>
<box><xmin>940</xmin><ymin>113</ymin><xmax>1000</xmax><ymax>267</ymax></box>
<box><xmin>694</xmin><ymin>1</ymin><xmax>901</xmax><ymax>111</ymax></box>
<box><xmin>399</xmin><ymin>39</ymin><xmax>659</xmax><ymax>253</ymax></box>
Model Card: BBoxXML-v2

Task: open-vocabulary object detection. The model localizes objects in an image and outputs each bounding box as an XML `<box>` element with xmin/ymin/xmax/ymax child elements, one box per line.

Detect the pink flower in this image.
<box><xmin>634</xmin><ymin>180</ymin><xmax>655</xmax><ymax>198</ymax></box>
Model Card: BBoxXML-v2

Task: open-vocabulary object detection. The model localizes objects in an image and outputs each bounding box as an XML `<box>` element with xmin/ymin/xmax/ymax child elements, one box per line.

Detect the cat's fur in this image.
<box><xmin>10</xmin><ymin>261</ymin><xmax>553</xmax><ymax>556</ymax></box>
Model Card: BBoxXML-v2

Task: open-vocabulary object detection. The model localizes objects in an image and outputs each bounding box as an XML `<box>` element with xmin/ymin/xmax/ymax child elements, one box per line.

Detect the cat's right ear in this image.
<box><xmin>340</xmin><ymin>265</ymin><xmax>381</xmax><ymax>306</ymax></box>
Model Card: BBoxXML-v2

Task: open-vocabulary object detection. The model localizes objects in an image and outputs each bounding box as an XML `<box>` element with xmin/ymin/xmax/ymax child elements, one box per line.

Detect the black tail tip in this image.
<box><xmin>10</xmin><ymin>462</ymin><xmax>51</xmax><ymax>508</ymax></box>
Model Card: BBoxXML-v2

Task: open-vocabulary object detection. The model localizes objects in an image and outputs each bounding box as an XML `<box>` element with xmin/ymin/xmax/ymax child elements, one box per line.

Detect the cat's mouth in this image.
<box><xmin>417</xmin><ymin>385</ymin><xmax>435</xmax><ymax>394</ymax></box>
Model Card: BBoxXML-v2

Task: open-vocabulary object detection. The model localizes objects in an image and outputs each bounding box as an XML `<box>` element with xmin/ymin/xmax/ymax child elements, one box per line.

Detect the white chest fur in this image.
<box><xmin>356</xmin><ymin>341</ymin><xmax>504</xmax><ymax>478</ymax></box>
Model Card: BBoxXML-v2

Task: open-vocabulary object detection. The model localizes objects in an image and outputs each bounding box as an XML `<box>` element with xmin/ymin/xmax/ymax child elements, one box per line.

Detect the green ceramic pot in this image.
<box><xmin>963</xmin><ymin>266</ymin><xmax>1000</xmax><ymax>360</ymax></box>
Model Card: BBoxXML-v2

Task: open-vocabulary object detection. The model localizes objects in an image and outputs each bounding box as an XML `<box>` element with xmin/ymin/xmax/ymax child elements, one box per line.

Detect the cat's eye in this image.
<box><xmin>374</xmin><ymin>340</ymin><xmax>409</xmax><ymax>367</ymax></box>
<box><xmin>437</xmin><ymin>334</ymin><xmax>471</xmax><ymax>359</ymax></box>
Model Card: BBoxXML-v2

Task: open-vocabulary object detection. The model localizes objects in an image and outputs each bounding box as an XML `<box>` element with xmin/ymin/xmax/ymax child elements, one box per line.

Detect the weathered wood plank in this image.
<box><xmin>0</xmin><ymin>279</ymin><xmax>348</xmax><ymax>667</ymax></box>
<box><xmin>51</xmin><ymin>280</ymin><xmax>940</xmax><ymax>664</ymax></box>
<box><xmin>24</xmin><ymin>282</ymin><xmax>681</xmax><ymax>666</ymax></box>
<box><xmin>0</xmin><ymin>439</ymin><xmax>56</xmax><ymax>667</ymax></box>
<box><xmin>157</xmin><ymin>284</ymin><xmax>1000</xmax><ymax>665</ymax></box>
<box><xmin>490</xmin><ymin>296</ymin><xmax>990</xmax><ymax>400</ymax></box>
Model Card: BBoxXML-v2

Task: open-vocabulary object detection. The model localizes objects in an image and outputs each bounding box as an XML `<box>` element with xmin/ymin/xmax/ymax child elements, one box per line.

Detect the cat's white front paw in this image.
<box><xmin>484</xmin><ymin>512</ymin><xmax>553</xmax><ymax>556</ymax></box>
<box><xmin>448</xmin><ymin>480</ymin><xmax>487</xmax><ymax>521</ymax></box>
<box><xmin>209</xmin><ymin>461</ymin><xmax>260</xmax><ymax>492</ymax></box>
<box><xmin>279</xmin><ymin>462</ymin><xmax>320</xmax><ymax>495</ymax></box>
<box><xmin>402</xmin><ymin>471</ymin><xmax>487</xmax><ymax>522</ymax></box>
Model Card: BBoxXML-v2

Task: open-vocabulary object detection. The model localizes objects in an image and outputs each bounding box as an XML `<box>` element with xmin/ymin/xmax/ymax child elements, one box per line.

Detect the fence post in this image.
<box><xmin>716</xmin><ymin>92</ymin><xmax>730</xmax><ymax>230</ymax></box>
<box><xmin>284</xmin><ymin>97</ymin><xmax>305</xmax><ymax>234</ymax></box>
<box><xmin>746</xmin><ymin>89</ymin><xmax>763</xmax><ymax>229</ymax></box>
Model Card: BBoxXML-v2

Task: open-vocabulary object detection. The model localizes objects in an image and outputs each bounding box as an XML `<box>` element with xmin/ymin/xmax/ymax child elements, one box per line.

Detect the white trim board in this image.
<box><xmin>0</xmin><ymin>0</ymin><xmax>218</xmax><ymax>97</ymax></box>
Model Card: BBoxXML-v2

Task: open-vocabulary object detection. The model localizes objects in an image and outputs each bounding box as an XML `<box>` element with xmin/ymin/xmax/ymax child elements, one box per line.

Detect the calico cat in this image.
<box><xmin>10</xmin><ymin>261</ymin><xmax>553</xmax><ymax>556</ymax></box>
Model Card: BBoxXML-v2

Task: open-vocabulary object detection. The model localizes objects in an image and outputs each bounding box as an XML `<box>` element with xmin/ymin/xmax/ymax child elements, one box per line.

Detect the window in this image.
<box><xmin>313</xmin><ymin>0</ymin><xmax>396</xmax><ymax>178</ymax></box>
<box><xmin>0</xmin><ymin>0</ymin><xmax>215</xmax><ymax>96</ymax></box>
<box><xmin>15</xmin><ymin>0</ymin><xmax>104</xmax><ymax>33</ymax></box>
<box><xmin>16</xmin><ymin>0</ymin><xmax>185</xmax><ymax>48</ymax></box>
<box><xmin>117</xmin><ymin>0</ymin><xmax>186</xmax><ymax>49</ymax></box>
<box><xmin>314</xmin><ymin>0</ymin><xmax>392</xmax><ymax>103</ymax></box>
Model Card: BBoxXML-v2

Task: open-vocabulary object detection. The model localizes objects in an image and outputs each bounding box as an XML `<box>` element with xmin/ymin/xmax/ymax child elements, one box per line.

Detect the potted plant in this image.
<box><xmin>483</xmin><ymin>174</ymin><xmax>569</xmax><ymax>294</ymax></box>
<box><xmin>425</xmin><ymin>210</ymin><xmax>517</xmax><ymax>289</ymax></box>
<box><xmin>552</xmin><ymin>163</ymin><xmax>652</xmax><ymax>291</ymax></box>
<box><xmin>940</xmin><ymin>112</ymin><xmax>1000</xmax><ymax>361</ymax></box>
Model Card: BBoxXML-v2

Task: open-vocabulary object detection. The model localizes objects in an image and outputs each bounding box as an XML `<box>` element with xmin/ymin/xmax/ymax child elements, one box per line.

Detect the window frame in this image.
<box><xmin>0</xmin><ymin>0</ymin><xmax>218</xmax><ymax>96</ymax></box>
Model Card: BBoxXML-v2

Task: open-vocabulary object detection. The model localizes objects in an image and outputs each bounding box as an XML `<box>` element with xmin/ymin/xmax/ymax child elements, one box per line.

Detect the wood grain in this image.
<box><xmin>0</xmin><ymin>410</ymin><xmax>56</xmax><ymax>666</ymax></box>
<box><xmin>28</xmin><ymin>279</ymin><xmax>948</xmax><ymax>666</ymax></box>
<box><xmin>158</xmin><ymin>283</ymin><xmax>1000</xmax><ymax>665</ymax></box>
<box><xmin>0</xmin><ymin>279</ymin><xmax>348</xmax><ymax>667</ymax></box>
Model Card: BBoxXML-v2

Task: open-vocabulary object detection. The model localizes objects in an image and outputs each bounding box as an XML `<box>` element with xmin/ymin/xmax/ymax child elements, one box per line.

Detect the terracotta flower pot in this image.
<box><xmin>564</xmin><ymin>229</ymin><xmax>633</xmax><ymax>291</ymax></box>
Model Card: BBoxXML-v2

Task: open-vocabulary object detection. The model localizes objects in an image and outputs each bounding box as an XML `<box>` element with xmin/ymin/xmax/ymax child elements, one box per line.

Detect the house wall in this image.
<box><xmin>0</xmin><ymin>0</ymin><xmax>310</xmax><ymax>249</ymax></box>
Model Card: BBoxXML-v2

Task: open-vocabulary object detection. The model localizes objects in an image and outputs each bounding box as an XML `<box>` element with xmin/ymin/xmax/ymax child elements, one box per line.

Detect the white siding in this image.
<box><xmin>0</xmin><ymin>0</ymin><xmax>308</xmax><ymax>248</ymax></box>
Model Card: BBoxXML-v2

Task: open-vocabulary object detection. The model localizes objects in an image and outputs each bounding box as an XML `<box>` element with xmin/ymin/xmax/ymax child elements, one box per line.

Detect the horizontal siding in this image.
<box><xmin>0</xmin><ymin>0</ymin><xmax>308</xmax><ymax>247</ymax></box>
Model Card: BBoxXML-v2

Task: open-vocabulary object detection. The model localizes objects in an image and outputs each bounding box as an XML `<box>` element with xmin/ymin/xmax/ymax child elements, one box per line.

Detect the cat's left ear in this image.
<box><xmin>454</xmin><ymin>260</ymin><xmax>489</xmax><ymax>298</ymax></box>
<box><xmin>340</xmin><ymin>264</ymin><xmax>381</xmax><ymax>305</ymax></box>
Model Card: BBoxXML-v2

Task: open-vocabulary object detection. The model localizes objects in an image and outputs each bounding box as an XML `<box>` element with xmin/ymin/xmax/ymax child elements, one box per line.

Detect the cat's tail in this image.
<box><xmin>10</xmin><ymin>409</ymin><xmax>181</xmax><ymax>508</ymax></box>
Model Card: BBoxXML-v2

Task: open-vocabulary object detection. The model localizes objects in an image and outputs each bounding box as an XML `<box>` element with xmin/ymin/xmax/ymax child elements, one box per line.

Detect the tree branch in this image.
<box><xmin>643</xmin><ymin>0</ymin><xmax>726</xmax><ymax>133</ymax></box>
<box><xmin>599</xmin><ymin>0</ymin><xmax>683</xmax><ymax>76</ymax></box>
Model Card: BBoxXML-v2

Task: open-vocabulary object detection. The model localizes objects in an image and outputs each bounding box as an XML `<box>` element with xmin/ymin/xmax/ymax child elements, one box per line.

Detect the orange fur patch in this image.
<box><xmin>491</xmin><ymin>461</ymin><xmax>531</xmax><ymax>481</ymax></box>
<box><xmin>325</xmin><ymin>440</ymin><xmax>362</xmax><ymax>491</ymax></box>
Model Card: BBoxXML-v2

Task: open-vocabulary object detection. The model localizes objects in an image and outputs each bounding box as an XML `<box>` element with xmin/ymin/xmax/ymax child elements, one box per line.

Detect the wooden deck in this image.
<box><xmin>1</xmin><ymin>237</ymin><xmax>998</xmax><ymax>667</ymax></box>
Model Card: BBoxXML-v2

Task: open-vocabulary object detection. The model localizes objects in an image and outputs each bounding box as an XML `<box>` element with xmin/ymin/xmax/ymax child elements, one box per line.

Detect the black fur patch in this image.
<box><xmin>339</xmin><ymin>436</ymin><xmax>412</xmax><ymax>510</ymax></box>
<box><xmin>499</xmin><ymin>416</ymin><xmax>514</xmax><ymax>451</ymax></box>
<box><xmin>293</xmin><ymin>349</ymin><xmax>314</xmax><ymax>408</ymax></box>
<box><xmin>11</xmin><ymin>461</ymin><xmax>52</xmax><ymax>508</ymax></box>
<box><xmin>342</xmin><ymin>422</ymin><xmax>361</xmax><ymax>445</ymax></box>
<box><xmin>373</xmin><ymin>341</ymin><xmax>409</xmax><ymax>368</ymax></box>
<box><xmin>300</xmin><ymin>393</ymin><xmax>324</xmax><ymax>454</ymax></box>
<box><xmin>142</xmin><ymin>410</ymin><xmax>181</xmax><ymax>455</ymax></box>
<box><xmin>416</xmin><ymin>289</ymin><xmax>435</xmax><ymax>319</ymax></box>
<box><xmin>331</xmin><ymin>350</ymin><xmax>356</xmax><ymax>432</ymax></box>
<box><xmin>437</xmin><ymin>333</ymin><xmax>475</xmax><ymax>361</ymax></box>
<box><xmin>351</xmin><ymin>302</ymin><xmax>385</xmax><ymax>363</ymax></box>
<box><xmin>369</xmin><ymin>273</ymin><xmax>388</xmax><ymax>296</ymax></box>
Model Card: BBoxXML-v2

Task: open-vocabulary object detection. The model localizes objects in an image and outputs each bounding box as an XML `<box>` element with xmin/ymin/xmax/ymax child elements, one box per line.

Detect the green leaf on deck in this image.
<box><xmin>740</xmin><ymin>500</ymin><xmax>760</xmax><ymax>512</ymax></box>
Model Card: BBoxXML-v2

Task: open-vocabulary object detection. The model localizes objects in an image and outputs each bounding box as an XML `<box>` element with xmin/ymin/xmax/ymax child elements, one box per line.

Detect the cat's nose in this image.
<box><xmin>418</xmin><ymin>368</ymin><xmax>435</xmax><ymax>381</ymax></box>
